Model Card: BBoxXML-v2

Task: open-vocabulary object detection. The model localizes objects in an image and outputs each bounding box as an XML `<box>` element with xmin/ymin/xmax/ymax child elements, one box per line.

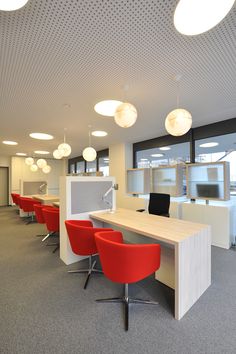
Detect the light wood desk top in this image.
<box><xmin>90</xmin><ymin>208</ymin><xmax>209</xmax><ymax>245</ymax></box>
<box><xmin>32</xmin><ymin>194</ymin><xmax>59</xmax><ymax>202</ymax></box>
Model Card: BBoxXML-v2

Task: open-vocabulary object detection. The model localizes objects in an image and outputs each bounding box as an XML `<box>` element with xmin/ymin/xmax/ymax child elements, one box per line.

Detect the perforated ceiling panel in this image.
<box><xmin>0</xmin><ymin>0</ymin><xmax>236</xmax><ymax>156</ymax></box>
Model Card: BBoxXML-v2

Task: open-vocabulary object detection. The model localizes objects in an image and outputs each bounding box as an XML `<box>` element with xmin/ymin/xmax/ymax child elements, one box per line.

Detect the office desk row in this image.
<box><xmin>90</xmin><ymin>208</ymin><xmax>211</xmax><ymax>320</ymax></box>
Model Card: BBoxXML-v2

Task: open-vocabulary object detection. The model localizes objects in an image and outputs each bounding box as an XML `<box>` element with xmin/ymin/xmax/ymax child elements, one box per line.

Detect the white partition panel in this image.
<box><xmin>60</xmin><ymin>176</ymin><xmax>116</xmax><ymax>264</ymax></box>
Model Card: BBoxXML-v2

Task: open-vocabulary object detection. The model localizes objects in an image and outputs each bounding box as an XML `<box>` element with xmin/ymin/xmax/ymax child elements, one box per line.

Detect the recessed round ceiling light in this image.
<box><xmin>151</xmin><ymin>153</ymin><xmax>164</xmax><ymax>157</ymax></box>
<box><xmin>199</xmin><ymin>142</ymin><xmax>219</xmax><ymax>148</ymax></box>
<box><xmin>91</xmin><ymin>131</ymin><xmax>108</xmax><ymax>137</ymax></box>
<box><xmin>29</xmin><ymin>133</ymin><xmax>54</xmax><ymax>140</ymax></box>
<box><xmin>140</xmin><ymin>158</ymin><xmax>148</xmax><ymax>161</ymax></box>
<box><xmin>94</xmin><ymin>100</ymin><xmax>123</xmax><ymax>116</ymax></box>
<box><xmin>159</xmin><ymin>146</ymin><xmax>171</xmax><ymax>151</ymax></box>
<box><xmin>174</xmin><ymin>0</ymin><xmax>235</xmax><ymax>36</ymax></box>
<box><xmin>103</xmin><ymin>158</ymin><xmax>109</xmax><ymax>161</ymax></box>
<box><xmin>16</xmin><ymin>152</ymin><xmax>27</xmax><ymax>156</ymax></box>
<box><xmin>34</xmin><ymin>150</ymin><xmax>50</xmax><ymax>155</ymax></box>
<box><xmin>2</xmin><ymin>140</ymin><xmax>18</xmax><ymax>145</ymax></box>
<box><xmin>0</xmin><ymin>0</ymin><xmax>29</xmax><ymax>11</ymax></box>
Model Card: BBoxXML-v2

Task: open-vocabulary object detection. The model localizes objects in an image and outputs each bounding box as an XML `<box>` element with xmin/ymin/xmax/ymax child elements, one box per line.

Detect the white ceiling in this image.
<box><xmin>1</xmin><ymin>0</ymin><xmax>236</xmax><ymax>158</ymax></box>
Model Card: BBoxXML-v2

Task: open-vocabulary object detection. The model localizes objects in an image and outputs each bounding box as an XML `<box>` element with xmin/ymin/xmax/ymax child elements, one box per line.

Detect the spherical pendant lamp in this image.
<box><xmin>36</xmin><ymin>159</ymin><xmax>47</xmax><ymax>168</ymax></box>
<box><xmin>0</xmin><ymin>0</ymin><xmax>29</xmax><ymax>11</ymax></box>
<box><xmin>114</xmin><ymin>102</ymin><xmax>137</xmax><ymax>128</ymax></box>
<box><xmin>82</xmin><ymin>147</ymin><xmax>97</xmax><ymax>162</ymax></box>
<box><xmin>53</xmin><ymin>149</ymin><xmax>63</xmax><ymax>159</ymax></box>
<box><xmin>42</xmin><ymin>165</ymin><xmax>51</xmax><ymax>174</ymax></box>
<box><xmin>30</xmin><ymin>164</ymin><xmax>38</xmax><ymax>172</ymax></box>
<box><xmin>58</xmin><ymin>143</ymin><xmax>71</xmax><ymax>157</ymax></box>
<box><xmin>25</xmin><ymin>157</ymin><xmax>34</xmax><ymax>166</ymax></box>
<box><xmin>165</xmin><ymin>108</ymin><xmax>192</xmax><ymax>136</ymax></box>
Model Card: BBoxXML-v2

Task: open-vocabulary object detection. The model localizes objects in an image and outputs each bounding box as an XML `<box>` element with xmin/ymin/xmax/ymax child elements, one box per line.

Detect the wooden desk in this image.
<box><xmin>90</xmin><ymin>208</ymin><xmax>211</xmax><ymax>320</ymax></box>
<box><xmin>32</xmin><ymin>194</ymin><xmax>59</xmax><ymax>205</ymax></box>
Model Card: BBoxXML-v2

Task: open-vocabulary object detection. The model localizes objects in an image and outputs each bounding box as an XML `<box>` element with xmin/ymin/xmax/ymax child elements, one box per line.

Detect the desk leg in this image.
<box><xmin>175</xmin><ymin>227</ymin><xmax>211</xmax><ymax>320</ymax></box>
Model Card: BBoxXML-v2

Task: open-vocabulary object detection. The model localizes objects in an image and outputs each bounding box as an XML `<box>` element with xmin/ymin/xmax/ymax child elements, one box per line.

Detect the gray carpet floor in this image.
<box><xmin>0</xmin><ymin>206</ymin><xmax>236</xmax><ymax>354</ymax></box>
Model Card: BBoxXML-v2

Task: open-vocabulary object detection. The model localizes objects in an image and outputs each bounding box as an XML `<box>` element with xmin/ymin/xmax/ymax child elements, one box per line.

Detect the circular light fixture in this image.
<box><xmin>42</xmin><ymin>165</ymin><xmax>51</xmax><ymax>174</ymax></box>
<box><xmin>36</xmin><ymin>159</ymin><xmax>47</xmax><ymax>169</ymax></box>
<box><xmin>140</xmin><ymin>158</ymin><xmax>148</xmax><ymax>161</ymax></box>
<box><xmin>53</xmin><ymin>149</ymin><xmax>63</xmax><ymax>159</ymax></box>
<box><xmin>25</xmin><ymin>157</ymin><xmax>34</xmax><ymax>166</ymax></box>
<box><xmin>34</xmin><ymin>150</ymin><xmax>50</xmax><ymax>155</ymax></box>
<box><xmin>2</xmin><ymin>140</ymin><xmax>18</xmax><ymax>145</ymax></box>
<box><xmin>159</xmin><ymin>147</ymin><xmax>171</xmax><ymax>151</ymax></box>
<box><xmin>165</xmin><ymin>108</ymin><xmax>192</xmax><ymax>136</ymax></box>
<box><xmin>103</xmin><ymin>158</ymin><xmax>109</xmax><ymax>161</ymax></box>
<box><xmin>30</xmin><ymin>164</ymin><xmax>38</xmax><ymax>172</ymax></box>
<box><xmin>114</xmin><ymin>102</ymin><xmax>137</xmax><ymax>128</ymax></box>
<box><xmin>16</xmin><ymin>152</ymin><xmax>27</xmax><ymax>156</ymax></box>
<box><xmin>174</xmin><ymin>0</ymin><xmax>235</xmax><ymax>36</ymax></box>
<box><xmin>151</xmin><ymin>153</ymin><xmax>164</xmax><ymax>157</ymax></box>
<box><xmin>58</xmin><ymin>143</ymin><xmax>71</xmax><ymax>157</ymax></box>
<box><xmin>199</xmin><ymin>142</ymin><xmax>219</xmax><ymax>148</ymax></box>
<box><xmin>82</xmin><ymin>147</ymin><xmax>97</xmax><ymax>162</ymax></box>
<box><xmin>94</xmin><ymin>100</ymin><xmax>123</xmax><ymax>116</ymax></box>
<box><xmin>29</xmin><ymin>133</ymin><xmax>54</xmax><ymax>140</ymax></box>
<box><xmin>0</xmin><ymin>0</ymin><xmax>29</xmax><ymax>11</ymax></box>
<box><xmin>91</xmin><ymin>131</ymin><xmax>108</xmax><ymax>137</ymax></box>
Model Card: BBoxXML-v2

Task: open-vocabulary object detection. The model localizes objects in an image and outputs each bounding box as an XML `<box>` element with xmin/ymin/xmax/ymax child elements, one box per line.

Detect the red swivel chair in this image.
<box><xmin>11</xmin><ymin>193</ymin><xmax>20</xmax><ymax>205</ymax></box>
<box><xmin>95</xmin><ymin>230</ymin><xmax>161</xmax><ymax>331</ymax></box>
<box><xmin>11</xmin><ymin>193</ymin><xmax>20</xmax><ymax>213</ymax></box>
<box><xmin>33</xmin><ymin>204</ymin><xmax>55</xmax><ymax>237</ymax></box>
<box><xmin>42</xmin><ymin>207</ymin><xmax>60</xmax><ymax>253</ymax></box>
<box><xmin>19</xmin><ymin>197</ymin><xmax>41</xmax><ymax>224</ymax></box>
<box><xmin>65</xmin><ymin>220</ymin><xmax>113</xmax><ymax>289</ymax></box>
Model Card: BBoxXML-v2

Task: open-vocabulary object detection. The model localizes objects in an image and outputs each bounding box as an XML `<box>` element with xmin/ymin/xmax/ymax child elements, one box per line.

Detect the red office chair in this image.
<box><xmin>11</xmin><ymin>193</ymin><xmax>20</xmax><ymax>205</ymax></box>
<box><xmin>33</xmin><ymin>204</ymin><xmax>55</xmax><ymax>237</ymax></box>
<box><xmin>65</xmin><ymin>220</ymin><xmax>113</xmax><ymax>289</ymax></box>
<box><xmin>95</xmin><ymin>230</ymin><xmax>161</xmax><ymax>331</ymax></box>
<box><xmin>42</xmin><ymin>207</ymin><xmax>60</xmax><ymax>253</ymax></box>
<box><xmin>19</xmin><ymin>197</ymin><xmax>41</xmax><ymax>224</ymax></box>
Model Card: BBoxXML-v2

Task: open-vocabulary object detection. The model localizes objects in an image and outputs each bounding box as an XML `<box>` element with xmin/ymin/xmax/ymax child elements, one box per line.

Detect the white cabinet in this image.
<box><xmin>151</xmin><ymin>165</ymin><xmax>184</xmax><ymax>197</ymax></box>
<box><xmin>186</xmin><ymin>161</ymin><xmax>230</xmax><ymax>201</ymax></box>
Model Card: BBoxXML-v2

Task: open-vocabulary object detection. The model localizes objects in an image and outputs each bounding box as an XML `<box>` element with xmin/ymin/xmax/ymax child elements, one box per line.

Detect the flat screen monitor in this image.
<box><xmin>196</xmin><ymin>183</ymin><xmax>219</xmax><ymax>199</ymax></box>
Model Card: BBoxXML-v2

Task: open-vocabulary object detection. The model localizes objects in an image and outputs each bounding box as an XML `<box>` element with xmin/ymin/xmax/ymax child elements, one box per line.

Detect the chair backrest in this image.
<box><xmin>65</xmin><ymin>220</ymin><xmax>113</xmax><ymax>256</ymax></box>
<box><xmin>95</xmin><ymin>231</ymin><xmax>161</xmax><ymax>284</ymax></box>
<box><xmin>148</xmin><ymin>193</ymin><xmax>170</xmax><ymax>217</ymax></box>
<box><xmin>42</xmin><ymin>207</ymin><xmax>60</xmax><ymax>232</ymax></box>
<box><xmin>33</xmin><ymin>204</ymin><xmax>54</xmax><ymax>223</ymax></box>
<box><xmin>20</xmin><ymin>197</ymin><xmax>41</xmax><ymax>212</ymax></box>
<box><xmin>11</xmin><ymin>193</ymin><xmax>20</xmax><ymax>204</ymax></box>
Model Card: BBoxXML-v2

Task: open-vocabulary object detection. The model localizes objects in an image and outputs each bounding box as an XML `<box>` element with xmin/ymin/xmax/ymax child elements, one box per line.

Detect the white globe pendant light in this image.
<box><xmin>36</xmin><ymin>159</ymin><xmax>47</xmax><ymax>169</ymax></box>
<box><xmin>174</xmin><ymin>0</ymin><xmax>235</xmax><ymax>36</ymax></box>
<box><xmin>82</xmin><ymin>147</ymin><xmax>97</xmax><ymax>162</ymax></box>
<box><xmin>25</xmin><ymin>157</ymin><xmax>34</xmax><ymax>166</ymax></box>
<box><xmin>53</xmin><ymin>149</ymin><xmax>63</xmax><ymax>159</ymax></box>
<box><xmin>30</xmin><ymin>164</ymin><xmax>38</xmax><ymax>172</ymax></box>
<box><xmin>83</xmin><ymin>126</ymin><xmax>97</xmax><ymax>162</ymax></box>
<box><xmin>42</xmin><ymin>165</ymin><xmax>51</xmax><ymax>174</ymax></box>
<box><xmin>165</xmin><ymin>108</ymin><xmax>192</xmax><ymax>136</ymax></box>
<box><xmin>58</xmin><ymin>143</ymin><xmax>71</xmax><ymax>157</ymax></box>
<box><xmin>114</xmin><ymin>102</ymin><xmax>137</xmax><ymax>128</ymax></box>
<box><xmin>0</xmin><ymin>0</ymin><xmax>29</xmax><ymax>11</ymax></box>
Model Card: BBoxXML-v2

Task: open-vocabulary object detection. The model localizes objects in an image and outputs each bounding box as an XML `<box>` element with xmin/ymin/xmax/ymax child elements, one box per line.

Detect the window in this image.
<box><xmin>76</xmin><ymin>161</ymin><xmax>85</xmax><ymax>174</ymax></box>
<box><xmin>99</xmin><ymin>156</ymin><xmax>109</xmax><ymax>176</ymax></box>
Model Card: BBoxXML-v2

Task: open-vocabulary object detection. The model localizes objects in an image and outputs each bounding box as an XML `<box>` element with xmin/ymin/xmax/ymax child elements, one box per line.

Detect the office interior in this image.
<box><xmin>1</xmin><ymin>1</ymin><xmax>236</xmax><ymax>353</ymax></box>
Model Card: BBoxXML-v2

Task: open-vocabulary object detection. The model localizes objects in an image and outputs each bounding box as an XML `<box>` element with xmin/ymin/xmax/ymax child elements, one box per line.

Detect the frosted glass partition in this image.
<box><xmin>21</xmin><ymin>180</ymin><xmax>48</xmax><ymax>195</ymax></box>
<box><xmin>127</xmin><ymin>168</ymin><xmax>150</xmax><ymax>194</ymax></box>
<box><xmin>186</xmin><ymin>162</ymin><xmax>230</xmax><ymax>201</ymax></box>
<box><xmin>152</xmin><ymin>165</ymin><xmax>184</xmax><ymax>197</ymax></box>
<box><xmin>71</xmin><ymin>181</ymin><xmax>113</xmax><ymax>214</ymax></box>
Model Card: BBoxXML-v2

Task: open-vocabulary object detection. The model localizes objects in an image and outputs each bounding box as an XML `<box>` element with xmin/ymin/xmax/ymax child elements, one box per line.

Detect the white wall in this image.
<box><xmin>11</xmin><ymin>156</ymin><xmax>65</xmax><ymax>198</ymax></box>
<box><xmin>109</xmin><ymin>143</ymin><xmax>146</xmax><ymax>211</ymax></box>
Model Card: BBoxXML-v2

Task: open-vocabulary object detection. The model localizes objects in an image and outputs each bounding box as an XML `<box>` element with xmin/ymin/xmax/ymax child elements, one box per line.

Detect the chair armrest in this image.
<box><xmin>136</xmin><ymin>209</ymin><xmax>145</xmax><ymax>212</ymax></box>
